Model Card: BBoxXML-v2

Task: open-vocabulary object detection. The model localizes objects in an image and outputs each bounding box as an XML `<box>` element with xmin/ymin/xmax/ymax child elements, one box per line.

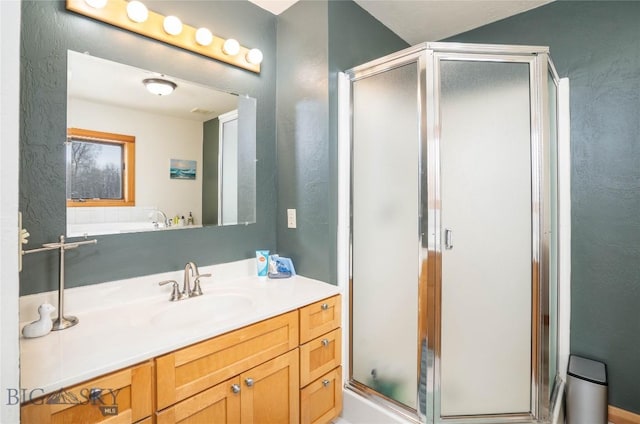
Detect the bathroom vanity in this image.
<box><xmin>19</xmin><ymin>260</ymin><xmax>342</xmax><ymax>423</ymax></box>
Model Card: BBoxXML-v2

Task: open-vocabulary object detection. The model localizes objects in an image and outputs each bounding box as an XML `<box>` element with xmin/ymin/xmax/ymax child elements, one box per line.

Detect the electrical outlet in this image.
<box><xmin>287</xmin><ymin>209</ymin><xmax>297</xmax><ymax>229</ymax></box>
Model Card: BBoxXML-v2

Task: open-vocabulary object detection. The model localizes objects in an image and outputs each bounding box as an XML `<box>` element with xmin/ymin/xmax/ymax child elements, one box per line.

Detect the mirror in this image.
<box><xmin>66</xmin><ymin>51</ymin><xmax>256</xmax><ymax>237</ymax></box>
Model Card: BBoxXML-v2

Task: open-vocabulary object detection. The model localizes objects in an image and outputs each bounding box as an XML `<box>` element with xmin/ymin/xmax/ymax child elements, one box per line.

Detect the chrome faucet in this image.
<box><xmin>159</xmin><ymin>262</ymin><xmax>211</xmax><ymax>301</ymax></box>
<box><xmin>151</xmin><ymin>210</ymin><xmax>169</xmax><ymax>229</ymax></box>
<box><xmin>182</xmin><ymin>262</ymin><xmax>212</xmax><ymax>298</ymax></box>
<box><xmin>159</xmin><ymin>279</ymin><xmax>184</xmax><ymax>301</ymax></box>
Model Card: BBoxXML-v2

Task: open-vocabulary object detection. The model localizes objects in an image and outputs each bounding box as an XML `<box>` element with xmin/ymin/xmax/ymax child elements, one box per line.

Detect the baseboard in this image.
<box><xmin>610</xmin><ymin>405</ymin><xmax>640</xmax><ymax>424</ymax></box>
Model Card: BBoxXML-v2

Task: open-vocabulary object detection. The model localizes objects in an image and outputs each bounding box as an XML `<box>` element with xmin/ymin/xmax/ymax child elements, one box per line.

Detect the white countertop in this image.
<box><xmin>19</xmin><ymin>259</ymin><xmax>340</xmax><ymax>396</ymax></box>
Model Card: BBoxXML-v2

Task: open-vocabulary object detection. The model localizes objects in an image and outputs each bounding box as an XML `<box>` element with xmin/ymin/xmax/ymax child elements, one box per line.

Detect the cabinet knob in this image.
<box><xmin>321</xmin><ymin>338</ymin><xmax>330</xmax><ymax>347</ymax></box>
<box><xmin>89</xmin><ymin>388</ymin><xmax>102</xmax><ymax>401</ymax></box>
<box><xmin>322</xmin><ymin>379</ymin><xmax>330</xmax><ymax>387</ymax></box>
<box><xmin>231</xmin><ymin>384</ymin><xmax>241</xmax><ymax>394</ymax></box>
<box><xmin>321</xmin><ymin>303</ymin><xmax>329</xmax><ymax>311</ymax></box>
<box><xmin>245</xmin><ymin>378</ymin><xmax>254</xmax><ymax>387</ymax></box>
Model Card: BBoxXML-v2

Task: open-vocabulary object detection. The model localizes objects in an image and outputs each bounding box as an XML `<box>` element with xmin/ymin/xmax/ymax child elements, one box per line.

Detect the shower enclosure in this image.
<box><xmin>338</xmin><ymin>42</ymin><xmax>562</xmax><ymax>423</ymax></box>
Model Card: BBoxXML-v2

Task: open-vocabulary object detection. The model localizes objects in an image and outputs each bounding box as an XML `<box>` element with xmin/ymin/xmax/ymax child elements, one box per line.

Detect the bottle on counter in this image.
<box><xmin>187</xmin><ymin>212</ymin><xmax>194</xmax><ymax>225</ymax></box>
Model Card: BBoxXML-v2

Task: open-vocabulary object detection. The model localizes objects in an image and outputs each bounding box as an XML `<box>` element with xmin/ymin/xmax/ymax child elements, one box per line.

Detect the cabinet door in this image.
<box><xmin>240</xmin><ymin>349</ymin><xmax>299</xmax><ymax>424</ymax></box>
<box><xmin>156</xmin><ymin>377</ymin><xmax>241</xmax><ymax>424</ymax></box>
<box><xmin>301</xmin><ymin>367</ymin><xmax>342</xmax><ymax>424</ymax></box>
<box><xmin>156</xmin><ymin>311</ymin><xmax>298</xmax><ymax>410</ymax></box>
<box><xmin>21</xmin><ymin>361</ymin><xmax>152</xmax><ymax>424</ymax></box>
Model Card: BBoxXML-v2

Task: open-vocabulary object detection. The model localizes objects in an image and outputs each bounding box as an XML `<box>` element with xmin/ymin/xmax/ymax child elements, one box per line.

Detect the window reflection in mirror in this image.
<box><xmin>66</xmin><ymin>128</ymin><xmax>135</xmax><ymax>207</ymax></box>
<box><xmin>66</xmin><ymin>50</ymin><xmax>256</xmax><ymax>237</ymax></box>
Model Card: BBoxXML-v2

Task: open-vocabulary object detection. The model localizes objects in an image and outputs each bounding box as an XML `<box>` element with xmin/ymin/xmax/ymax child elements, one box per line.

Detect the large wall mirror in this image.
<box><xmin>66</xmin><ymin>50</ymin><xmax>256</xmax><ymax>237</ymax></box>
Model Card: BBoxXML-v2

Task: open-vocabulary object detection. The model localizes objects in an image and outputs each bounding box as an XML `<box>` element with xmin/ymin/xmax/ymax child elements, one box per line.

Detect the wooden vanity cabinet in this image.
<box><xmin>156</xmin><ymin>295</ymin><xmax>342</xmax><ymax>424</ymax></box>
<box><xmin>155</xmin><ymin>311</ymin><xmax>300</xmax><ymax>423</ymax></box>
<box><xmin>156</xmin><ymin>349</ymin><xmax>300</xmax><ymax>424</ymax></box>
<box><xmin>21</xmin><ymin>294</ymin><xmax>342</xmax><ymax>424</ymax></box>
<box><xmin>155</xmin><ymin>311</ymin><xmax>298</xmax><ymax>411</ymax></box>
<box><xmin>299</xmin><ymin>296</ymin><xmax>343</xmax><ymax>424</ymax></box>
<box><xmin>21</xmin><ymin>361</ymin><xmax>153</xmax><ymax>424</ymax></box>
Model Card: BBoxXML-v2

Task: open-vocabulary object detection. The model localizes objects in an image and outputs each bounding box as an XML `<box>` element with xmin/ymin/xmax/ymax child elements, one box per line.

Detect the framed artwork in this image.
<box><xmin>170</xmin><ymin>159</ymin><xmax>196</xmax><ymax>180</ymax></box>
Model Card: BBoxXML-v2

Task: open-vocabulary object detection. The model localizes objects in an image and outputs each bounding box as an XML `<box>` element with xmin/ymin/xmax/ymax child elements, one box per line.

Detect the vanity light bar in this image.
<box><xmin>66</xmin><ymin>0</ymin><xmax>261</xmax><ymax>73</ymax></box>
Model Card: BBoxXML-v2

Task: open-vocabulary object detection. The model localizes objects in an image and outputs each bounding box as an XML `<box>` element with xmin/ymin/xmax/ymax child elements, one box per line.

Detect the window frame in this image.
<box><xmin>66</xmin><ymin>127</ymin><xmax>136</xmax><ymax>207</ymax></box>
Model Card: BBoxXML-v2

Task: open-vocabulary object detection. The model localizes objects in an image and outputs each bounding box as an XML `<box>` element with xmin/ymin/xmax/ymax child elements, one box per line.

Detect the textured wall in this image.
<box><xmin>275</xmin><ymin>0</ymin><xmax>407</xmax><ymax>284</ymax></box>
<box><xmin>276</xmin><ymin>0</ymin><xmax>331</xmax><ymax>282</ymax></box>
<box><xmin>202</xmin><ymin>117</ymin><xmax>219</xmax><ymax>226</ymax></box>
<box><xmin>447</xmin><ymin>1</ymin><xmax>640</xmax><ymax>413</ymax></box>
<box><xmin>20</xmin><ymin>1</ymin><xmax>277</xmax><ymax>295</ymax></box>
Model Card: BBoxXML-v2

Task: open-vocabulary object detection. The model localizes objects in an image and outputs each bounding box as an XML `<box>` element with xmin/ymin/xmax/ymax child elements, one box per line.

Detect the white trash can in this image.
<box><xmin>566</xmin><ymin>354</ymin><xmax>608</xmax><ymax>424</ymax></box>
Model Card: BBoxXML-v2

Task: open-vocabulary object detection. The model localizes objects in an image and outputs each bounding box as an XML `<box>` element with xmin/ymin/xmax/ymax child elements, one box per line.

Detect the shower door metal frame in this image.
<box><xmin>344</xmin><ymin>46</ymin><xmax>428</xmax><ymax>423</ymax></box>
<box><xmin>342</xmin><ymin>42</ymin><xmax>557</xmax><ymax>424</ymax></box>
<box><xmin>428</xmin><ymin>45</ymin><xmax>552</xmax><ymax>424</ymax></box>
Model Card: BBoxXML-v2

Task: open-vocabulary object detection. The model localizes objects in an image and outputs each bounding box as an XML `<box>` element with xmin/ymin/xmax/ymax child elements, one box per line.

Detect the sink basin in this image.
<box><xmin>150</xmin><ymin>292</ymin><xmax>255</xmax><ymax>329</ymax></box>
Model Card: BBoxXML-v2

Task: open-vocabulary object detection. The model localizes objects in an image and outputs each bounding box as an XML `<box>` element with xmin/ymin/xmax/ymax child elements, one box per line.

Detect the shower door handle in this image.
<box><xmin>444</xmin><ymin>228</ymin><xmax>453</xmax><ymax>250</ymax></box>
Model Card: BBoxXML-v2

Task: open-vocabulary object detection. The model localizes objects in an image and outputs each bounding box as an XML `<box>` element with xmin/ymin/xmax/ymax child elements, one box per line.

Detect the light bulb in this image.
<box><xmin>195</xmin><ymin>28</ymin><xmax>213</xmax><ymax>46</ymax></box>
<box><xmin>163</xmin><ymin>15</ymin><xmax>183</xmax><ymax>36</ymax></box>
<box><xmin>85</xmin><ymin>0</ymin><xmax>107</xmax><ymax>8</ymax></box>
<box><xmin>126</xmin><ymin>1</ymin><xmax>148</xmax><ymax>23</ymax></box>
<box><xmin>222</xmin><ymin>38</ymin><xmax>240</xmax><ymax>56</ymax></box>
<box><xmin>246</xmin><ymin>48</ymin><xmax>263</xmax><ymax>65</ymax></box>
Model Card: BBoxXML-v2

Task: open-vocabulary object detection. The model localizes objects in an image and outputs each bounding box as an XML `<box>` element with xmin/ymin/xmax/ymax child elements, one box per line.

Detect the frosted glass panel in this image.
<box><xmin>221</xmin><ymin>118</ymin><xmax>238</xmax><ymax>225</ymax></box>
<box><xmin>439</xmin><ymin>60</ymin><xmax>532</xmax><ymax>416</ymax></box>
<box><xmin>352</xmin><ymin>63</ymin><xmax>419</xmax><ymax>409</ymax></box>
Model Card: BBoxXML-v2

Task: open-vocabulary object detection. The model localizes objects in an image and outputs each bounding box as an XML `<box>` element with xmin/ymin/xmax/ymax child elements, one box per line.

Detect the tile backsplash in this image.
<box><xmin>67</xmin><ymin>206</ymin><xmax>161</xmax><ymax>237</ymax></box>
<box><xmin>67</xmin><ymin>206</ymin><xmax>158</xmax><ymax>225</ymax></box>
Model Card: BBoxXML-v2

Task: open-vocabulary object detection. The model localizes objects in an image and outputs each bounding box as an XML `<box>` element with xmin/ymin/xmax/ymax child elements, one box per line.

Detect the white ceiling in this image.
<box><xmin>70</xmin><ymin>1</ymin><xmax>556</xmax><ymax>119</ymax></box>
<box><xmin>68</xmin><ymin>51</ymin><xmax>238</xmax><ymax>122</ymax></box>
<box><xmin>249</xmin><ymin>0</ymin><xmax>553</xmax><ymax>44</ymax></box>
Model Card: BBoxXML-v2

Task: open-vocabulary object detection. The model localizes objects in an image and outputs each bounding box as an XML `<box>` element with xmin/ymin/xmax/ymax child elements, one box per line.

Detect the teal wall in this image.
<box><xmin>275</xmin><ymin>0</ymin><xmax>407</xmax><ymax>284</ymax></box>
<box><xmin>275</xmin><ymin>0</ymin><xmax>331</xmax><ymax>283</ymax></box>
<box><xmin>202</xmin><ymin>117</ymin><xmax>219</xmax><ymax>226</ymax></box>
<box><xmin>20</xmin><ymin>0</ymin><xmax>405</xmax><ymax>294</ymax></box>
<box><xmin>448</xmin><ymin>0</ymin><xmax>640</xmax><ymax>413</ymax></box>
<box><xmin>20</xmin><ymin>1</ymin><xmax>277</xmax><ymax>295</ymax></box>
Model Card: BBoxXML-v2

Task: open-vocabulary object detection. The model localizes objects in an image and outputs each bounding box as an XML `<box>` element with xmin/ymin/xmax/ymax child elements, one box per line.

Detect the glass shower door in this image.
<box><xmin>344</xmin><ymin>43</ymin><xmax>558</xmax><ymax>424</ymax></box>
<box><xmin>438</xmin><ymin>58</ymin><xmax>533</xmax><ymax>417</ymax></box>
<box><xmin>351</xmin><ymin>61</ymin><xmax>420</xmax><ymax>410</ymax></box>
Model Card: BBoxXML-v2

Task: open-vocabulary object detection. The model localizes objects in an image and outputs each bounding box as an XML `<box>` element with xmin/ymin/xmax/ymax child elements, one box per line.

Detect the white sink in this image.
<box><xmin>150</xmin><ymin>292</ymin><xmax>255</xmax><ymax>329</ymax></box>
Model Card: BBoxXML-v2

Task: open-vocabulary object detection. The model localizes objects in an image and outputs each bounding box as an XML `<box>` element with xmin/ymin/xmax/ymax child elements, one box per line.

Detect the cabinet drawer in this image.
<box><xmin>300</xmin><ymin>367</ymin><xmax>342</xmax><ymax>424</ymax></box>
<box><xmin>21</xmin><ymin>361</ymin><xmax>153</xmax><ymax>424</ymax></box>
<box><xmin>299</xmin><ymin>295</ymin><xmax>341</xmax><ymax>344</ymax></box>
<box><xmin>156</xmin><ymin>310</ymin><xmax>298</xmax><ymax>410</ymax></box>
<box><xmin>300</xmin><ymin>328</ymin><xmax>342</xmax><ymax>387</ymax></box>
<box><xmin>156</xmin><ymin>377</ymin><xmax>241</xmax><ymax>424</ymax></box>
